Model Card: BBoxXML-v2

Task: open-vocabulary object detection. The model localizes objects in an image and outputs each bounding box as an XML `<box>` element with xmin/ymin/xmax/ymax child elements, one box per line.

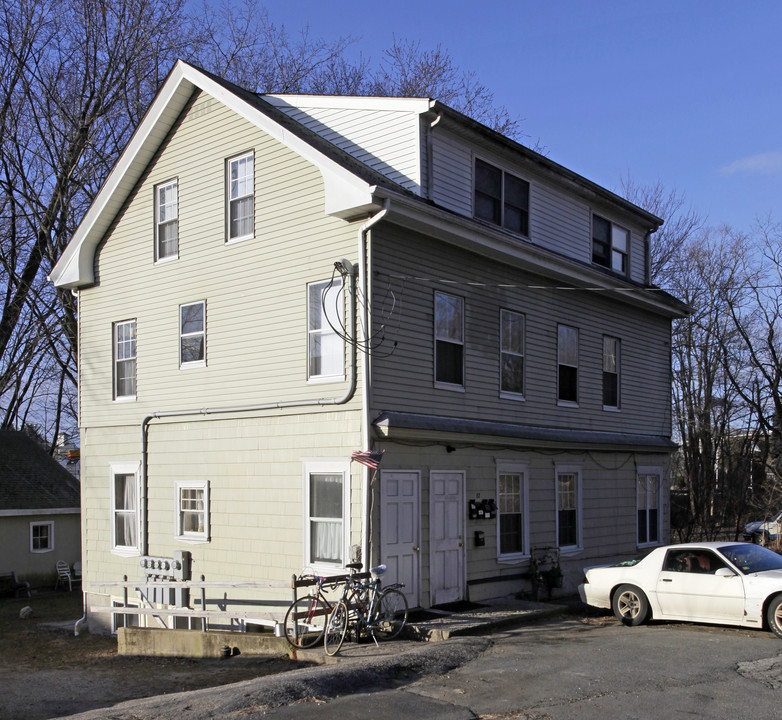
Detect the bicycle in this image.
<box><xmin>283</xmin><ymin>563</ymin><xmax>363</xmax><ymax>649</ymax></box>
<box><xmin>324</xmin><ymin>563</ymin><xmax>408</xmax><ymax>656</ymax></box>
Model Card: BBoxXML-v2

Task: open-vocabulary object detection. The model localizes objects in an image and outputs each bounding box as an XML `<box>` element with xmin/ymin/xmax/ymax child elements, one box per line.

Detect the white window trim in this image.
<box><xmin>637</xmin><ymin>465</ymin><xmax>663</xmax><ymax>548</ymax></box>
<box><xmin>30</xmin><ymin>520</ymin><xmax>54</xmax><ymax>553</ymax></box>
<box><xmin>154</xmin><ymin>178</ymin><xmax>179</xmax><ymax>263</ymax></box>
<box><xmin>496</xmin><ymin>461</ymin><xmax>529</xmax><ymax>563</ymax></box>
<box><xmin>434</xmin><ymin>290</ymin><xmax>465</xmax><ymax>391</ymax></box>
<box><xmin>307</xmin><ymin>278</ymin><xmax>345</xmax><ymax>383</ymax></box>
<box><xmin>555</xmin><ymin>464</ymin><xmax>583</xmax><ymax>554</ymax></box>
<box><xmin>225</xmin><ymin>150</ymin><xmax>254</xmax><ymax>244</ymax></box>
<box><xmin>499</xmin><ymin>308</ymin><xmax>525</xmax><ymax>401</ymax></box>
<box><xmin>113</xmin><ymin>319</ymin><xmax>137</xmax><ymax>402</ymax></box>
<box><xmin>302</xmin><ymin>458</ymin><xmax>350</xmax><ymax>572</ymax></box>
<box><xmin>175</xmin><ymin>480</ymin><xmax>210</xmax><ymax>543</ymax></box>
<box><xmin>179</xmin><ymin>300</ymin><xmax>206</xmax><ymax>369</ymax></box>
<box><xmin>110</xmin><ymin>461</ymin><xmax>141</xmax><ymax>557</ymax></box>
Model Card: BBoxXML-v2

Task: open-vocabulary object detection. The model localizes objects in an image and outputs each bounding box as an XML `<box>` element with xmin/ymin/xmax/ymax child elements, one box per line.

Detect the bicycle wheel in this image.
<box><xmin>373</xmin><ymin>588</ymin><xmax>408</xmax><ymax>640</ymax></box>
<box><xmin>283</xmin><ymin>595</ymin><xmax>328</xmax><ymax>649</ymax></box>
<box><xmin>324</xmin><ymin>601</ymin><xmax>349</xmax><ymax>656</ymax></box>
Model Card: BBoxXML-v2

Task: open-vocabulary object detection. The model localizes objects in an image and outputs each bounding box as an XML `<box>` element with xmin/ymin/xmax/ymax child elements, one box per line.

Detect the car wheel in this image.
<box><xmin>612</xmin><ymin>584</ymin><xmax>650</xmax><ymax>626</ymax></box>
<box><xmin>767</xmin><ymin>596</ymin><xmax>782</xmax><ymax>639</ymax></box>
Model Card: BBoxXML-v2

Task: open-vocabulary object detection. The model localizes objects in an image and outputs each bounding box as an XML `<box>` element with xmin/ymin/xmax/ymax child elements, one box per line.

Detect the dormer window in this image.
<box><xmin>592</xmin><ymin>215</ymin><xmax>628</xmax><ymax>274</ymax></box>
<box><xmin>474</xmin><ymin>159</ymin><xmax>529</xmax><ymax>236</ymax></box>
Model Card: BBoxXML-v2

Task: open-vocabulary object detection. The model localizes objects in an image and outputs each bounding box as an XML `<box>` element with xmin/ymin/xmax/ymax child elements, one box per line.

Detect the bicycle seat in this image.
<box><xmin>345</xmin><ymin>562</ymin><xmax>363</xmax><ymax>571</ymax></box>
<box><xmin>370</xmin><ymin>564</ymin><xmax>387</xmax><ymax>578</ymax></box>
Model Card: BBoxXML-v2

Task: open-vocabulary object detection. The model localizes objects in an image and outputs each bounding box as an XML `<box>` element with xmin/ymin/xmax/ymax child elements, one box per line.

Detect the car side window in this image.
<box><xmin>664</xmin><ymin>550</ymin><xmax>725</xmax><ymax>574</ymax></box>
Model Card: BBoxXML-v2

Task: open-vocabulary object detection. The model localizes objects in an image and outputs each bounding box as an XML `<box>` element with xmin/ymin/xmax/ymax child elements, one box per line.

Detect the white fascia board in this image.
<box><xmin>50</xmin><ymin>61</ymin><xmax>376</xmax><ymax>289</ymax></box>
<box><xmin>374</xmin><ymin>188</ymin><xmax>686</xmax><ymax>319</ymax></box>
<box><xmin>264</xmin><ymin>94</ymin><xmax>433</xmax><ymax>114</ymax></box>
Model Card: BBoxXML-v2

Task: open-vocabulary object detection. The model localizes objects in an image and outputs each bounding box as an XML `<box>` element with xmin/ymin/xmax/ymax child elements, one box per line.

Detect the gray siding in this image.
<box><xmin>369</xmin><ymin>223</ymin><xmax>672</xmax><ymax>438</ymax></box>
<box><xmin>429</xmin><ymin>125</ymin><xmax>651</xmax><ymax>284</ymax></box>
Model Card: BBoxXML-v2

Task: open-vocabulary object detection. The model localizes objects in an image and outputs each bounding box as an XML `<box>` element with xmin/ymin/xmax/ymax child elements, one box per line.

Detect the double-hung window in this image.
<box><xmin>434</xmin><ymin>291</ymin><xmax>464</xmax><ymax>387</ymax></box>
<box><xmin>154</xmin><ymin>179</ymin><xmax>178</xmax><ymax>261</ymax></box>
<box><xmin>30</xmin><ymin>521</ymin><xmax>54</xmax><ymax>553</ymax></box>
<box><xmin>637</xmin><ymin>468</ymin><xmax>661</xmax><ymax>546</ymax></box>
<box><xmin>557</xmin><ymin>324</ymin><xmax>578</xmax><ymax>405</ymax></box>
<box><xmin>113</xmin><ymin>320</ymin><xmax>137</xmax><ymax>400</ymax></box>
<box><xmin>500</xmin><ymin>309</ymin><xmax>525</xmax><ymax>397</ymax></box>
<box><xmin>497</xmin><ymin>462</ymin><xmax>528</xmax><ymax>559</ymax></box>
<box><xmin>226</xmin><ymin>151</ymin><xmax>254</xmax><ymax>242</ymax></box>
<box><xmin>603</xmin><ymin>336</ymin><xmax>620</xmax><ymax>409</ymax></box>
<box><xmin>556</xmin><ymin>466</ymin><xmax>582</xmax><ymax>550</ymax></box>
<box><xmin>474</xmin><ymin>158</ymin><xmax>530</xmax><ymax>236</ymax></box>
<box><xmin>175</xmin><ymin>481</ymin><xmax>209</xmax><ymax>542</ymax></box>
<box><xmin>303</xmin><ymin>460</ymin><xmax>349</xmax><ymax>568</ymax></box>
<box><xmin>180</xmin><ymin>301</ymin><xmax>206</xmax><ymax>367</ymax></box>
<box><xmin>111</xmin><ymin>462</ymin><xmax>140</xmax><ymax>555</ymax></box>
<box><xmin>592</xmin><ymin>215</ymin><xmax>629</xmax><ymax>274</ymax></box>
<box><xmin>308</xmin><ymin>279</ymin><xmax>344</xmax><ymax>380</ymax></box>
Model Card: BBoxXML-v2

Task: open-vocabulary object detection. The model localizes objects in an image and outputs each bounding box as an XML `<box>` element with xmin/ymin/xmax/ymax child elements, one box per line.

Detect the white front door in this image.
<box><xmin>429</xmin><ymin>470</ymin><xmax>465</xmax><ymax>606</ymax></box>
<box><xmin>380</xmin><ymin>471</ymin><xmax>420</xmax><ymax>608</ymax></box>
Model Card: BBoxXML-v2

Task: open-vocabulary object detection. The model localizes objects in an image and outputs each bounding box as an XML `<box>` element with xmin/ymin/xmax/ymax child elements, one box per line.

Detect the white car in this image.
<box><xmin>578</xmin><ymin>542</ymin><xmax>782</xmax><ymax>638</ymax></box>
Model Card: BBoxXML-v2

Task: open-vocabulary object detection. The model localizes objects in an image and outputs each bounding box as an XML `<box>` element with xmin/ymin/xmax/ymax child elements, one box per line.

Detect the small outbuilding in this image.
<box><xmin>0</xmin><ymin>431</ymin><xmax>81</xmax><ymax>590</ymax></box>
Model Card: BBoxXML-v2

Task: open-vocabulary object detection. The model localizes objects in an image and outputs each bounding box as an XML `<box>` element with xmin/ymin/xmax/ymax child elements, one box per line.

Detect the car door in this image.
<box><xmin>655</xmin><ymin>548</ymin><xmax>745</xmax><ymax>622</ymax></box>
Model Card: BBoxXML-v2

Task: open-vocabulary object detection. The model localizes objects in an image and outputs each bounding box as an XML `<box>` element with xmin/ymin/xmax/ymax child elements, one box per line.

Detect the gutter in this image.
<box><xmin>139</xmin><ymin>259</ymin><xmax>360</xmax><ymax>558</ymax></box>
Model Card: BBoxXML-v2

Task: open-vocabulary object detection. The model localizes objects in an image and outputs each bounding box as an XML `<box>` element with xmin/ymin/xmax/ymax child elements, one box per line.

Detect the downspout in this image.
<box><xmin>139</xmin><ymin>260</ymin><xmax>359</xmax><ymax>558</ymax></box>
<box><xmin>72</xmin><ymin>287</ymin><xmax>88</xmax><ymax>636</ymax></box>
<box><xmin>358</xmin><ymin>200</ymin><xmax>390</xmax><ymax>568</ymax></box>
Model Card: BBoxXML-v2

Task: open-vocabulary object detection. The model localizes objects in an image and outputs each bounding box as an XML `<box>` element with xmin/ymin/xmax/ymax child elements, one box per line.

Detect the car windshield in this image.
<box><xmin>719</xmin><ymin>544</ymin><xmax>782</xmax><ymax>574</ymax></box>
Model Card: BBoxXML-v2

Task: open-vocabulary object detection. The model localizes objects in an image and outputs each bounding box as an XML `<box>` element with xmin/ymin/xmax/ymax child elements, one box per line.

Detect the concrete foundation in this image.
<box><xmin>117</xmin><ymin>627</ymin><xmax>291</xmax><ymax>658</ymax></box>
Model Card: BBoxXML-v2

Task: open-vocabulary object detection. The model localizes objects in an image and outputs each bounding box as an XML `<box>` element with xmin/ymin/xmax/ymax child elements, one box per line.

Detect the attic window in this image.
<box><xmin>474</xmin><ymin>159</ymin><xmax>529</xmax><ymax>236</ymax></box>
<box><xmin>226</xmin><ymin>151</ymin><xmax>254</xmax><ymax>242</ymax></box>
<box><xmin>154</xmin><ymin>179</ymin><xmax>178</xmax><ymax>261</ymax></box>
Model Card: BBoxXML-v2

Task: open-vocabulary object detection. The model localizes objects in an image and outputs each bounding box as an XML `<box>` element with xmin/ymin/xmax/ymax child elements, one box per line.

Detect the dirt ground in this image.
<box><xmin>0</xmin><ymin>592</ymin><xmax>309</xmax><ymax>720</ymax></box>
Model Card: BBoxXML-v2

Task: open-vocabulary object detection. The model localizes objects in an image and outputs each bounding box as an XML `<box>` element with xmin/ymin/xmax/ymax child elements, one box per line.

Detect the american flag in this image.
<box><xmin>351</xmin><ymin>449</ymin><xmax>384</xmax><ymax>469</ymax></box>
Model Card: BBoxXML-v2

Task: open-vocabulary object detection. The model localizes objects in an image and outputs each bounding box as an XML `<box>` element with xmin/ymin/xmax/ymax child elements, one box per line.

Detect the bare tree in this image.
<box><xmin>722</xmin><ymin>218</ymin><xmax>782</xmax><ymax>517</ymax></box>
<box><xmin>368</xmin><ymin>36</ymin><xmax>519</xmax><ymax>138</ymax></box>
<box><xmin>667</xmin><ymin>228</ymin><xmax>755</xmax><ymax>540</ymax></box>
<box><xmin>619</xmin><ymin>176</ymin><xmax>703</xmax><ymax>286</ymax></box>
<box><xmin>0</xmin><ymin>0</ymin><xmax>188</xmax><ymax>442</ymax></box>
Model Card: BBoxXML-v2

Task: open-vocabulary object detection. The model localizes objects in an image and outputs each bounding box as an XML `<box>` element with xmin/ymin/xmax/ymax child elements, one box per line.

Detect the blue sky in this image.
<box><xmin>251</xmin><ymin>0</ymin><xmax>781</xmax><ymax>232</ymax></box>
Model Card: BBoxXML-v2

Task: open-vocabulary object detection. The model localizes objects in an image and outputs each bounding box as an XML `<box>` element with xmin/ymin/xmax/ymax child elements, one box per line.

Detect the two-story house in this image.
<box><xmin>50</xmin><ymin>61</ymin><xmax>686</xmax><ymax>633</ymax></box>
